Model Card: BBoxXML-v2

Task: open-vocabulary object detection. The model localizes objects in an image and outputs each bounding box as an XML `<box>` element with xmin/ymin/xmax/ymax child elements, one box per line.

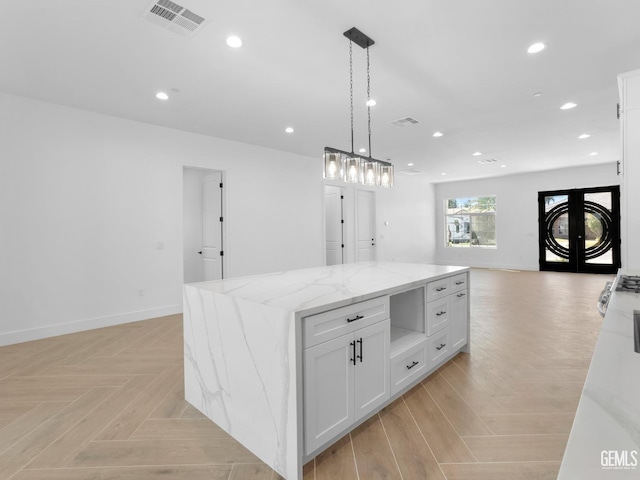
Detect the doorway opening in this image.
<box><xmin>183</xmin><ymin>167</ymin><xmax>225</xmax><ymax>282</ymax></box>
<box><xmin>538</xmin><ymin>185</ymin><xmax>620</xmax><ymax>274</ymax></box>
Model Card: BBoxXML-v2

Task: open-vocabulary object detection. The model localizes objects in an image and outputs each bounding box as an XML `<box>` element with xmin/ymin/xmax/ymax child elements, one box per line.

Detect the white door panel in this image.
<box><xmin>202</xmin><ymin>173</ymin><xmax>223</xmax><ymax>281</ymax></box>
<box><xmin>356</xmin><ymin>189</ymin><xmax>376</xmax><ymax>262</ymax></box>
<box><xmin>325</xmin><ymin>185</ymin><xmax>344</xmax><ymax>266</ymax></box>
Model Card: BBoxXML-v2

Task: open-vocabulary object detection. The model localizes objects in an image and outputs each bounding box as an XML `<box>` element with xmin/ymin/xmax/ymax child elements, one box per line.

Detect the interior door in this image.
<box><xmin>201</xmin><ymin>173</ymin><xmax>223</xmax><ymax>280</ymax></box>
<box><xmin>324</xmin><ymin>185</ymin><xmax>344</xmax><ymax>266</ymax></box>
<box><xmin>356</xmin><ymin>190</ymin><xmax>376</xmax><ymax>262</ymax></box>
<box><xmin>538</xmin><ymin>186</ymin><xmax>620</xmax><ymax>274</ymax></box>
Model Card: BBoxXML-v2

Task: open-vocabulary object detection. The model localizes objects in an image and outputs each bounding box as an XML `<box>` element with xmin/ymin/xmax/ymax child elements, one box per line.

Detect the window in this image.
<box><xmin>445</xmin><ymin>196</ymin><xmax>496</xmax><ymax>248</ymax></box>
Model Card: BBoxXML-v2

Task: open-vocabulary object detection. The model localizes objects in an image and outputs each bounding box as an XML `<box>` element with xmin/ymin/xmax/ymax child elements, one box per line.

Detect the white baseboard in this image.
<box><xmin>0</xmin><ymin>304</ymin><xmax>182</xmax><ymax>347</ymax></box>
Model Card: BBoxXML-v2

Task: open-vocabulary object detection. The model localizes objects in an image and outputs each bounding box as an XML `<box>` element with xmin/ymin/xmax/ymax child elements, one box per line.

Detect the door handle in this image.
<box><xmin>350</xmin><ymin>341</ymin><xmax>356</xmax><ymax>365</ymax></box>
<box><xmin>198</xmin><ymin>251</ymin><xmax>203</xmax><ymax>255</ymax></box>
<box><xmin>357</xmin><ymin>338</ymin><xmax>363</xmax><ymax>362</ymax></box>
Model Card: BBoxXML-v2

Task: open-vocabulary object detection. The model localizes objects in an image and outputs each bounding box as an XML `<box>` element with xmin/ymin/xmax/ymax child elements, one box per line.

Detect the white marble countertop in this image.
<box><xmin>559</xmin><ymin>270</ymin><xmax>640</xmax><ymax>478</ymax></box>
<box><xmin>187</xmin><ymin>262</ymin><xmax>468</xmax><ymax>317</ymax></box>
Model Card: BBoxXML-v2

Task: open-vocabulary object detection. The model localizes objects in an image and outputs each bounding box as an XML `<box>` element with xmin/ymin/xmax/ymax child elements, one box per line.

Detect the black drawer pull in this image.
<box><xmin>455</xmin><ymin>281</ymin><xmax>464</xmax><ymax>285</ymax></box>
<box><xmin>436</xmin><ymin>311</ymin><xmax>446</xmax><ymax>316</ymax></box>
<box><xmin>435</xmin><ymin>286</ymin><xmax>447</xmax><ymax>292</ymax></box>
<box><xmin>406</xmin><ymin>361</ymin><xmax>419</xmax><ymax>370</ymax></box>
<box><xmin>457</xmin><ymin>293</ymin><xmax>466</xmax><ymax>298</ymax></box>
<box><xmin>346</xmin><ymin>314</ymin><xmax>364</xmax><ymax>323</ymax></box>
<box><xmin>436</xmin><ymin>343</ymin><xmax>446</xmax><ymax>351</ymax></box>
<box><xmin>350</xmin><ymin>341</ymin><xmax>356</xmax><ymax>365</ymax></box>
<box><xmin>357</xmin><ymin>338</ymin><xmax>363</xmax><ymax>362</ymax></box>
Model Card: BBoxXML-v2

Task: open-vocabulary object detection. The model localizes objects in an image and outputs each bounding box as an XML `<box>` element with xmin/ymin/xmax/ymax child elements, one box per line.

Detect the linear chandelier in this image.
<box><xmin>323</xmin><ymin>27</ymin><xmax>394</xmax><ymax>188</ymax></box>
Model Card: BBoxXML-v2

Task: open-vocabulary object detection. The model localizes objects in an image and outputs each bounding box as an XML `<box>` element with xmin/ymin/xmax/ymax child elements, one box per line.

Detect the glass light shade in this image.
<box><xmin>323</xmin><ymin>152</ymin><xmax>344</xmax><ymax>180</ymax></box>
<box><xmin>379</xmin><ymin>164</ymin><xmax>394</xmax><ymax>188</ymax></box>
<box><xmin>361</xmin><ymin>160</ymin><xmax>379</xmax><ymax>186</ymax></box>
<box><xmin>343</xmin><ymin>156</ymin><xmax>362</xmax><ymax>183</ymax></box>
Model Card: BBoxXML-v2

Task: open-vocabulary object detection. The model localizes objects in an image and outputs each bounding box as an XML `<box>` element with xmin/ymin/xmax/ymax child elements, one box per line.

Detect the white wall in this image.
<box><xmin>434</xmin><ymin>164</ymin><xmax>621</xmax><ymax>270</ymax></box>
<box><xmin>322</xmin><ymin>173</ymin><xmax>436</xmax><ymax>265</ymax></box>
<box><xmin>376</xmin><ymin>174</ymin><xmax>436</xmax><ymax>263</ymax></box>
<box><xmin>0</xmin><ymin>92</ymin><xmax>323</xmax><ymax>345</ymax></box>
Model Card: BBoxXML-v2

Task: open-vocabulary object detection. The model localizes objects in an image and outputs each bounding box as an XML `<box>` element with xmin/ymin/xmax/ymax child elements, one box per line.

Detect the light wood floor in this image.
<box><xmin>0</xmin><ymin>269</ymin><xmax>610</xmax><ymax>480</ymax></box>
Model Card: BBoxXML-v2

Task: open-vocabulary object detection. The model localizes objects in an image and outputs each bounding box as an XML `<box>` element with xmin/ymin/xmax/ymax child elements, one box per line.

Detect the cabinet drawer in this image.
<box><xmin>449</xmin><ymin>273</ymin><xmax>468</xmax><ymax>293</ymax></box>
<box><xmin>303</xmin><ymin>296</ymin><xmax>389</xmax><ymax>348</ymax></box>
<box><xmin>390</xmin><ymin>339</ymin><xmax>428</xmax><ymax>396</ymax></box>
<box><xmin>428</xmin><ymin>327</ymin><xmax>450</xmax><ymax>370</ymax></box>
<box><xmin>426</xmin><ymin>296</ymin><xmax>449</xmax><ymax>335</ymax></box>
<box><xmin>426</xmin><ymin>277</ymin><xmax>449</xmax><ymax>302</ymax></box>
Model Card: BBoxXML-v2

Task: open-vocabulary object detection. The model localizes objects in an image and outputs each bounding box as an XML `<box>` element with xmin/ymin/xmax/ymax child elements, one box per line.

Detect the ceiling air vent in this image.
<box><xmin>142</xmin><ymin>0</ymin><xmax>208</xmax><ymax>38</ymax></box>
<box><xmin>477</xmin><ymin>158</ymin><xmax>499</xmax><ymax>165</ymax></box>
<box><xmin>390</xmin><ymin>117</ymin><xmax>420</xmax><ymax>128</ymax></box>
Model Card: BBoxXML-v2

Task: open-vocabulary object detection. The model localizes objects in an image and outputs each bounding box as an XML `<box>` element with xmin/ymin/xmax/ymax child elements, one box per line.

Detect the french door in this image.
<box><xmin>538</xmin><ymin>186</ymin><xmax>621</xmax><ymax>274</ymax></box>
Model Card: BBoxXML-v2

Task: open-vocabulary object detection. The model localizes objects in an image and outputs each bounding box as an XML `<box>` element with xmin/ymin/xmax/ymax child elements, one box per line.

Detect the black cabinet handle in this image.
<box><xmin>457</xmin><ymin>293</ymin><xmax>466</xmax><ymax>297</ymax></box>
<box><xmin>436</xmin><ymin>311</ymin><xmax>446</xmax><ymax>316</ymax></box>
<box><xmin>436</xmin><ymin>343</ymin><xmax>446</xmax><ymax>351</ymax></box>
<box><xmin>346</xmin><ymin>314</ymin><xmax>364</xmax><ymax>323</ymax></box>
<box><xmin>350</xmin><ymin>341</ymin><xmax>356</xmax><ymax>365</ymax></box>
<box><xmin>198</xmin><ymin>251</ymin><xmax>203</xmax><ymax>255</ymax></box>
<box><xmin>436</xmin><ymin>286</ymin><xmax>447</xmax><ymax>292</ymax></box>
<box><xmin>456</xmin><ymin>281</ymin><xmax>464</xmax><ymax>285</ymax></box>
<box><xmin>357</xmin><ymin>338</ymin><xmax>363</xmax><ymax>362</ymax></box>
<box><xmin>406</xmin><ymin>361</ymin><xmax>419</xmax><ymax>370</ymax></box>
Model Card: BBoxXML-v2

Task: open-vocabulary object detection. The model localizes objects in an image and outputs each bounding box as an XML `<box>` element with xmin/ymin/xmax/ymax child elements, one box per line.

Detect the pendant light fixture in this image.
<box><xmin>323</xmin><ymin>27</ymin><xmax>394</xmax><ymax>188</ymax></box>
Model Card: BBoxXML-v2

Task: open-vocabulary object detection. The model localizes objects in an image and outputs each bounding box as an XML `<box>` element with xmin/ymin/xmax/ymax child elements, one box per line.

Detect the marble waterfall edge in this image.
<box><xmin>183</xmin><ymin>284</ymin><xmax>299</xmax><ymax>479</ymax></box>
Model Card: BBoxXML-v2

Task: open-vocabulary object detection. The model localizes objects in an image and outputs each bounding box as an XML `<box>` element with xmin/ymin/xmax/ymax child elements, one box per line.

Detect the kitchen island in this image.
<box><xmin>559</xmin><ymin>270</ymin><xmax>640</xmax><ymax>478</ymax></box>
<box><xmin>183</xmin><ymin>262</ymin><xmax>470</xmax><ymax>480</ymax></box>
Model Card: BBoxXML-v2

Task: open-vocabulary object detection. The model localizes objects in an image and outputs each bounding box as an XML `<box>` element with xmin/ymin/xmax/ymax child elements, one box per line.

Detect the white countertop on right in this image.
<box><xmin>559</xmin><ymin>270</ymin><xmax>640</xmax><ymax>478</ymax></box>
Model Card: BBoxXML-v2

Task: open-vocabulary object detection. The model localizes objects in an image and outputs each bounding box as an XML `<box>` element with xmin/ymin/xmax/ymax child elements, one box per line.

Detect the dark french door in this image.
<box><xmin>538</xmin><ymin>186</ymin><xmax>621</xmax><ymax>274</ymax></box>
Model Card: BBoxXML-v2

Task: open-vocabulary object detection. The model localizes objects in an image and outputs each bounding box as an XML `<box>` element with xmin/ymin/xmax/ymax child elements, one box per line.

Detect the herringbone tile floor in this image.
<box><xmin>0</xmin><ymin>269</ymin><xmax>609</xmax><ymax>479</ymax></box>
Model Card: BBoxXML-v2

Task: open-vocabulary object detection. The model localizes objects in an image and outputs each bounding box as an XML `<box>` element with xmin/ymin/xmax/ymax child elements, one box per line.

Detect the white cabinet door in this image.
<box><xmin>304</xmin><ymin>333</ymin><xmax>354</xmax><ymax>454</ymax></box>
<box><xmin>354</xmin><ymin>320</ymin><xmax>390</xmax><ymax>421</ymax></box>
<box><xmin>449</xmin><ymin>289</ymin><xmax>468</xmax><ymax>351</ymax></box>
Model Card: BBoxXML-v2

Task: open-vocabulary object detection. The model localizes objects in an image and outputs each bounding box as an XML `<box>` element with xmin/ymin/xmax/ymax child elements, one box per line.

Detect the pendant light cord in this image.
<box><xmin>367</xmin><ymin>45</ymin><xmax>372</xmax><ymax>158</ymax></box>
<box><xmin>349</xmin><ymin>40</ymin><xmax>354</xmax><ymax>154</ymax></box>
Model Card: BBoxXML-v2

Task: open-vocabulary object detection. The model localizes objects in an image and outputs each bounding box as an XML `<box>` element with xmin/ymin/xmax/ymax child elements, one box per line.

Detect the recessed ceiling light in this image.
<box><xmin>433</xmin><ymin>131</ymin><xmax>444</xmax><ymax>137</ymax></box>
<box><xmin>533</xmin><ymin>92</ymin><xmax>543</xmax><ymax>97</ymax></box>
<box><xmin>285</xmin><ymin>127</ymin><xmax>294</xmax><ymax>133</ymax></box>
<box><xmin>156</xmin><ymin>92</ymin><xmax>169</xmax><ymax>100</ymax></box>
<box><xmin>578</xmin><ymin>134</ymin><xmax>591</xmax><ymax>139</ymax></box>
<box><xmin>590</xmin><ymin>152</ymin><xmax>598</xmax><ymax>156</ymax></box>
<box><xmin>407</xmin><ymin>163</ymin><xmax>414</xmax><ymax>167</ymax></box>
<box><xmin>560</xmin><ymin>102</ymin><xmax>577</xmax><ymax>110</ymax></box>
<box><xmin>226</xmin><ymin>36</ymin><xmax>243</xmax><ymax>48</ymax></box>
<box><xmin>365</xmin><ymin>99</ymin><xmax>377</xmax><ymax>107</ymax></box>
<box><xmin>472</xmin><ymin>152</ymin><xmax>482</xmax><ymax>156</ymax></box>
<box><xmin>441</xmin><ymin>172</ymin><xmax>447</xmax><ymax>176</ymax></box>
<box><xmin>359</xmin><ymin>148</ymin><xmax>366</xmax><ymax>153</ymax></box>
<box><xmin>501</xmin><ymin>164</ymin><xmax>507</xmax><ymax>168</ymax></box>
<box><xmin>527</xmin><ymin>42</ymin><xmax>546</xmax><ymax>54</ymax></box>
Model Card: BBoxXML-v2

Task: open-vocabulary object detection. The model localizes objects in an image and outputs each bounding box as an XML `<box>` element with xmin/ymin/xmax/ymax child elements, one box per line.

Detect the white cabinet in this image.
<box><xmin>449</xmin><ymin>288</ymin><xmax>468</xmax><ymax>351</ymax></box>
<box><xmin>304</xmin><ymin>318</ymin><xmax>390</xmax><ymax>455</ymax></box>
<box><xmin>428</xmin><ymin>327</ymin><xmax>450</xmax><ymax>369</ymax></box>
<box><xmin>619</xmin><ymin>70</ymin><xmax>640</xmax><ymax>269</ymax></box>
<box><xmin>390</xmin><ymin>339</ymin><xmax>428</xmax><ymax>394</ymax></box>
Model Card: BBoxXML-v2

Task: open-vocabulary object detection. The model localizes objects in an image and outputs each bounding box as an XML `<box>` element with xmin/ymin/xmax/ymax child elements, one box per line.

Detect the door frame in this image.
<box><xmin>538</xmin><ymin>185</ymin><xmax>621</xmax><ymax>274</ymax></box>
<box><xmin>182</xmin><ymin>166</ymin><xmax>227</xmax><ymax>283</ymax></box>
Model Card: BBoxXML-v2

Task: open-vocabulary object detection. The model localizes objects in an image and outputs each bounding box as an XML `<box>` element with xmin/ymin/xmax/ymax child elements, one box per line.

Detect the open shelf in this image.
<box><xmin>390</xmin><ymin>285</ymin><xmax>427</xmax><ymax>357</ymax></box>
<box><xmin>390</xmin><ymin>326</ymin><xmax>425</xmax><ymax>357</ymax></box>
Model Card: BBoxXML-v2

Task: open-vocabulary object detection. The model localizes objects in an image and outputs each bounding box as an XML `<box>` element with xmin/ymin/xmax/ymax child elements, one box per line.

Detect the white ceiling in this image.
<box><xmin>2</xmin><ymin>0</ymin><xmax>640</xmax><ymax>183</ymax></box>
